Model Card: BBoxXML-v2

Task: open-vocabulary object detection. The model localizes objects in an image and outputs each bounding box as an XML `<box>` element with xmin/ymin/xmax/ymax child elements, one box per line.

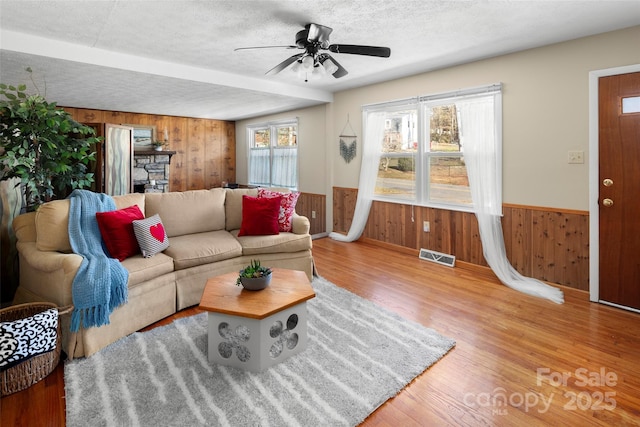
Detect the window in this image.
<box><xmin>247</xmin><ymin>119</ymin><xmax>298</xmax><ymax>189</ymax></box>
<box><xmin>622</xmin><ymin>96</ymin><xmax>640</xmax><ymax>114</ymax></box>
<box><xmin>367</xmin><ymin>85</ymin><xmax>501</xmax><ymax>211</ymax></box>
<box><xmin>378</xmin><ymin>108</ymin><xmax>417</xmax><ymax>201</ymax></box>
<box><xmin>425</xmin><ymin>103</ymin><xmax>469</xmax><ymax>206</ymax></box>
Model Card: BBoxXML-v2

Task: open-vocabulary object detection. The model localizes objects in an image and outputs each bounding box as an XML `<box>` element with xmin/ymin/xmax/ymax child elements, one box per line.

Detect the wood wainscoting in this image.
<box><xmin>332</xmin><ymin>187</ymin><xmax>589</xmax><ymax>290</ymax></box>
<box><xmin>63</xmin><ymin>107</ymin><xmax>236</xmax><ymax>192</ymax></box>
<box><xmin>295</xmin><ymin>192</ymin><xmax>326</xmax><ymax>236</ymax></box>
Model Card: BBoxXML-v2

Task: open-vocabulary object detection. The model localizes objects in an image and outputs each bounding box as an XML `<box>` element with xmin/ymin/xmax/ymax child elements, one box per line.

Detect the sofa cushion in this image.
<box><xmin>96</xmin><ymin>205</ymin><xmax>145</xmax><ymax>261</ymax></box>
<box><xmin>120</xmin><ymin>253</ymin><xmax>174</xmax><ymax>286</ymax></box>
<box><xmin>145</xmin><ymin>188</ymin><xmax>226</xmax><ymax>237</ymax></box>
<box><xmin>113</xmin><ymin>193</ymin><xmax>145</xmax><ymax>213</ymax></box>
<box><xmin>163</xmin><ymin>230</ymin><xmax>243</xmax><ymax>270</ymax></box>
<box><xmin>35</xmin><ymin>199</ymin><xmax>72</xmax><ymax>252</ymax></box>
<box><xmin>238</xmin><ymin>195</ymin><xmax>281</xmax><ymax>236</ymax></box>
<box><xmin>34</xmin><ymin>193</ymin><xmax>145</xmax><ymax>253</ymax></box>
<box><xmin>132</xmin><ymin>214</ymin><xmax>170</xmax><ymax>258</ymax></box>
<box><xmin>224</xmin><ymin>188</ymin><xmax>258</xmax><ymax>231</ymax></box>
<box><xmin>231</xmin><ymin>230</ymin><xmax>312</xmax><ymax>255</ymax></box>
<box><xmin>258</xmin><ymin>188</ymin><xmax>300</xmax><ymax>232</ymax></box>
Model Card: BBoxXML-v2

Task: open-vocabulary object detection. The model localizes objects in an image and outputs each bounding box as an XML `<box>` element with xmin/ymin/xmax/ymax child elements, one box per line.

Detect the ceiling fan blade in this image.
<box><xmin>328</xmin><ymin>44</ymin><xmax>391</xmax><ymax>58</ymax></box>
<box><xmin>326</xmin><ymin>55</ymin><xmax>348</xmax><ymax>78</ymax></box>
<box><xmin>234</xmin><ymin>45</ymin><xmax>297</xmax><ymax>51</ymax></box>
<box><xmin>306</xmin><ymin>23</ymin><xmax>333</xmax><ymax>45</ymax></box>
<box><xmin>265</xmin><ymin>53</ymin><xmax>304</xmax><ymax>75</ymax></box>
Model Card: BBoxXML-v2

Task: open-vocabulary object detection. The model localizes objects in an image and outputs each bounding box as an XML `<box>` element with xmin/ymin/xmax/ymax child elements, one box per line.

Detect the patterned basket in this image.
<box><xmin>0</xmin><ymin>302</ymin><xmax>72</xmax><ymax>396</ymax></box>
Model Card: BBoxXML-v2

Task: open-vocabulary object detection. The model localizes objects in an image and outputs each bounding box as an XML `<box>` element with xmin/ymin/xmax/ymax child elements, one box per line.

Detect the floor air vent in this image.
<box><xmin>419</xmin><ymin>248</ymin><xmax>456</xmax><ymax>267</ymax></box>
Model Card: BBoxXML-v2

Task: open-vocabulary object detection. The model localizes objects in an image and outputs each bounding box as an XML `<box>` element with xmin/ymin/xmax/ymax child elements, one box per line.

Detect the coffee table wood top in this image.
<box><xmin>199</xmin><ymin>268</ymin><xmax>315</xmax><ymax>319</ymax></box>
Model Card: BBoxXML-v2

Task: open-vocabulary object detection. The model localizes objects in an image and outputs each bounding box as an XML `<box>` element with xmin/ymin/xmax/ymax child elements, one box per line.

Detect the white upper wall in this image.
<box><xmin>237</xmin><ymin>25</ymin><xmax>640</xmax><ymax>211</ymax></box>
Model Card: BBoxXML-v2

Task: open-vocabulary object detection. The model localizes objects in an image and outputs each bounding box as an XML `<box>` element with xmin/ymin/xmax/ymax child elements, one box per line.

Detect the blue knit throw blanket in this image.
<box><xmin>68</xmin><ymin>190</ymin><xmax>128</xmax><ymax>333</ymax></box>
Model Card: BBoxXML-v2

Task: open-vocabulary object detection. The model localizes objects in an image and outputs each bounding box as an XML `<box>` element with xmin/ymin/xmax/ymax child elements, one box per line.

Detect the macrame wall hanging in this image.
<box><xmin>339</xmin><ymin>115</ymin><xmax>357</xmax><ymax>164</ymax></box>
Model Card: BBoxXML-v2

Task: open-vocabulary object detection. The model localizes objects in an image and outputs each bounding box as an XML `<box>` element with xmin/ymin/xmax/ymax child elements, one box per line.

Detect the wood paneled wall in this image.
<box><xmin>63</xmin><ymin>107</ymin><xmax>236</xmax><ymax>191</ymax></box>
<box><xmin>332</xmin><ymin>187</ymin><xmax>589</xmax><ymax>290</ymax></box>
<box><xmin>63</xmin><ymin>106</ymin><xmax>326</xmax><ymax>235</ymax></box>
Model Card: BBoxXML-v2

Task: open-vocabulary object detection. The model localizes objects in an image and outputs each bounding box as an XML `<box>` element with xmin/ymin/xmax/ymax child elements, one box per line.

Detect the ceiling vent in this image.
<box><xmin>419</xmin><ymin>248</ymin><xmax>456</xmax><ymax>267</ymax></box>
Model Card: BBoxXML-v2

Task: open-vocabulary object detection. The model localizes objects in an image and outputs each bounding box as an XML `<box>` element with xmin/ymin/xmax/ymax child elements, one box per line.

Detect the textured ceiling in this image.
<box><xmin>1</xmin><ymin>1</ymin><xmax>639</xmax><ymax>120</ymax></box>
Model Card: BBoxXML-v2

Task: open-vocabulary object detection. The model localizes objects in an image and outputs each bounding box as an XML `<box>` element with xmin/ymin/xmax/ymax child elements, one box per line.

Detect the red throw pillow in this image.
<box><xmin>238</xmin><ymin>195</ymin><xmax>282</xmax><ymax>236</ymax></box>
<box><xmin>258</xmin><ymin>189</ymin><xmax>300</xmax><ymax>232</ymax></box>
<box><xmin>96</xmin><ymin>205</ymin><xmax>144</xmax><ymax>261</ymax></box>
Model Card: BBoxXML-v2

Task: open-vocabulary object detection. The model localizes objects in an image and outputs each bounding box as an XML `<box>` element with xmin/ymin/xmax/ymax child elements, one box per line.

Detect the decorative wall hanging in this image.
<box><xmin>339</xmin><ymin>115</ymin><xmax>357</xmax><ymax>164</ymax></box>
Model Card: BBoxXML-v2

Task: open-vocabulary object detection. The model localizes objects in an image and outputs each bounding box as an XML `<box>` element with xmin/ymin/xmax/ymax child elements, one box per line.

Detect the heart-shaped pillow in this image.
<box><xmin>149</xmin><ymin>223</ymin><xmax>165</xmax><ymax>243</ymax></box>
<box><xmin>132</xmin><ymin>214</ymin><xmax>170</xmax><ymax>258</ymax></box>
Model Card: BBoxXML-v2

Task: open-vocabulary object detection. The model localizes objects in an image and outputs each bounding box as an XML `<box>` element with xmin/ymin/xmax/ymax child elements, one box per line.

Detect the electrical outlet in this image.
<box><xmin>423</xmin><ymin>221</ymin><xmax>430</xmax><ymax>232</ymax></box>
<box><xmin>311</xmin><ymin>210</ymin><xmax>316</xmax><ymax>219</ymax></box>
<box><xmin>568</xmin><ymin>150</ymin><xmax>584</xmax><ymax>164</ymax></box>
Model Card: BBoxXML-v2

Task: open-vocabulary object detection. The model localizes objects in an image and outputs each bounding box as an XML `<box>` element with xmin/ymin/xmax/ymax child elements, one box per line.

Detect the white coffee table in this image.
<box><xmin>199</xmin><ymin>268</ymin><xmax>315</xmax><ymax>372</ymax></box>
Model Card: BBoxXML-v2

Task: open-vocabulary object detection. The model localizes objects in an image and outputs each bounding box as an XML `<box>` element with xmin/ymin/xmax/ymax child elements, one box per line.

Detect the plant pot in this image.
<box><xmin>240</xmin><ymin>273</ymin><xmax>272</xmax><ymax>291</ymax></box>
<box><xmin>154</xmin><ymin>146</ymin><xmax>163</xmax><ymax>151</ymax></box>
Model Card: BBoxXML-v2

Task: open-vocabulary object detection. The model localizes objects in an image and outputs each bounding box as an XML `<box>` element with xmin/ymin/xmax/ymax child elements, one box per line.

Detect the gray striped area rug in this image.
<box><xmin>65</xmin><ymin>276</ymin><xmax>455</xmax><ymax>426</ymax></box>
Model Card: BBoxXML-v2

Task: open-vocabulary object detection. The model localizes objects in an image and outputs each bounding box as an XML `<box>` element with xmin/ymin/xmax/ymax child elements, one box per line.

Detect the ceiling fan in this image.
<box><xmin>234</xmin><ymin>23</ymin><xmax>391</xmax><ymax>81</ymax></box>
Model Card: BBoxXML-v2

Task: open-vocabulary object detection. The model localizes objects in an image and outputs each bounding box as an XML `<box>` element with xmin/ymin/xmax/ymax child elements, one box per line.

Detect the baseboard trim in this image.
<box><xmin>598</xmin><ymin>300</ymin><xmax>640</xmax><ymax>314</ymax></box>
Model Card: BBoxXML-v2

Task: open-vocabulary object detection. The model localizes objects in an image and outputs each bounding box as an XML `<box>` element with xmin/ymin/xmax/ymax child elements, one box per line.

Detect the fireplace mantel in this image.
<box><xmin>134</xmin><ymin>150</ymin><xmax>177</xmax><ymax>160</ymax></box>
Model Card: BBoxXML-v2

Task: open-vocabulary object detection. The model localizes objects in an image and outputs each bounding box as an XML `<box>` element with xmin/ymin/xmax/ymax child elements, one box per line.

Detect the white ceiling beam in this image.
<box><xmin>0</xmin><ymin>30</ymin><xmax>333</xmax><ymax>104</ymax></box>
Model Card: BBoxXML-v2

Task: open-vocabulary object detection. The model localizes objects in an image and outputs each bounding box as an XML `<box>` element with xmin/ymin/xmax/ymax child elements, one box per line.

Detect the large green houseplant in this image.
<box><xmin>0</xmin><ymin>81</ymin><xmax>99</xmax><ymax>212</ymax></box>
<box><xmin>0</xmin><ymin>77</ymin><xmax>99</xmax><ymax>303</ymax></box>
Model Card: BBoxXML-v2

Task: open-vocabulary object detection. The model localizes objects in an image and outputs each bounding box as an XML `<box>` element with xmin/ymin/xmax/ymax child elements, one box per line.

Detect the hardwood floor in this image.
<box><xmin>2</xmin><ymin>237</ymin><xmax>640</xmax><ymax>426</ymax></box>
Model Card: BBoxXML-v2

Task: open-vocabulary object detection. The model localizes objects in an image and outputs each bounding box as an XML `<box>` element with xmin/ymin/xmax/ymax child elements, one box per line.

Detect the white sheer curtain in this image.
<box><xmin>249</xmin><ymin>148</ymin><xmax>270</xmax><ymax>186</ymax></box>
<box><xmin>329</xmin><ymin>111</ymin><xmax>386</xmax><ymax>242</ymax></box>
<box><xmin>457</xmin><ymin>95</ymin><xmax>564</xmax><ymax>304</ymax></box>
<box><xmin>272</xmin><ymin>146</ymin><xmax>297</xmax><ymax>188</ymax></box>
<box><xmin>249</xmin><ymin>144</ymin><xmax>297</xmax><ymax>189</ymax></box>
<box><xmin>248</xmin><ymin>120</ymin><xmax>298</xmax><ymax>189</ymax></box>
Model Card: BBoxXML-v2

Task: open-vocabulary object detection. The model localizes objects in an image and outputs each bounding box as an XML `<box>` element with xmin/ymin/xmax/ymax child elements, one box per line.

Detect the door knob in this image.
<box><xmin>603</xmin><ymin>178</ymin><xmax>613</xmax><ymax>187</ymax></box>
<box><xmin>602</xmin><ymin>198</ymin><xmax>614</xmax><ymax>207</ymax></box>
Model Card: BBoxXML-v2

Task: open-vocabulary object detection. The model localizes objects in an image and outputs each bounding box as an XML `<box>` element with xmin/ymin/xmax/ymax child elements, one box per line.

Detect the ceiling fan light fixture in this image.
<box><xmin>290</xmin><ymin>60</ymin><xmax>302</xmax><ymax>73</ymax></box>
<box><xmin>301</xmin><ymin>55</ymin><xmax>314</xmax><ymax>71</ymax></box>
<box><xmin>320</xmin><ymin>56</ymin><xmax>339</xmax><ymax>75</ymax></box>
<box><xmin>311</xmin><ymin>64</ymin><xmax>325</xmax><ymax>80</ymax></box>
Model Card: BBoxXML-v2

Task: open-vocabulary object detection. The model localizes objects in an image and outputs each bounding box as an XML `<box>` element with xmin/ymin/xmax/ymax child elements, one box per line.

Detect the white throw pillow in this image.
<box><xmin>132</xmin><ymin>214</ymin><xmax>170</xmax><ymax>258</ymax></box>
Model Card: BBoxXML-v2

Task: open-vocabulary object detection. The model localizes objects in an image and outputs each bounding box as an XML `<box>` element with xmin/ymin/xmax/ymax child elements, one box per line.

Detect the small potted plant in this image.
<box><xmin>236</xmin><ymin>260</ymin><xmax>272</xmax><ymax>290</ymax></box>
<box><xmin>151</xmin><ymin>141</ymin><xmax>167</xmax><ymax>151</ymax></box>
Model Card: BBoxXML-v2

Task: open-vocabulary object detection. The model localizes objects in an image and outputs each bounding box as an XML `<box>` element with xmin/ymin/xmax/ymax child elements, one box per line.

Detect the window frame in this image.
<box><xmin>246</xmin><ymin>118</ymin><xmax>299</xmax><ymax>190</ymax></box>
<box><xmin>365</xmin><ymin>85</ymin><xmax>502</xmax><ymax>213</ymax></box>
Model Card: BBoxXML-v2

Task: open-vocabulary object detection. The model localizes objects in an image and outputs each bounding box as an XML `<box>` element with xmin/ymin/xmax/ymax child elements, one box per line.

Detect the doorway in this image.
<box><xmin>589</xmin><ymin>65</ymin><xmax>640</xmax><ymax>313</ymax></box>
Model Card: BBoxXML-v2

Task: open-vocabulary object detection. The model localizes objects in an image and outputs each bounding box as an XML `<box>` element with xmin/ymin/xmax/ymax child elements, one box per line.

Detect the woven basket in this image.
<box><xmin>0</xmin><ymin>302</ymin><xmax>72</xmax><ymax>396</ymax></box>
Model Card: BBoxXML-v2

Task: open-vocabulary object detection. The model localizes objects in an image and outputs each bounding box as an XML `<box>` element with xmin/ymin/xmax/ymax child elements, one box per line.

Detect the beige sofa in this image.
<box><xmin>12</xmin><ymin>188</ymin><xmax>313</xmax><ymax>359</ymax></box>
